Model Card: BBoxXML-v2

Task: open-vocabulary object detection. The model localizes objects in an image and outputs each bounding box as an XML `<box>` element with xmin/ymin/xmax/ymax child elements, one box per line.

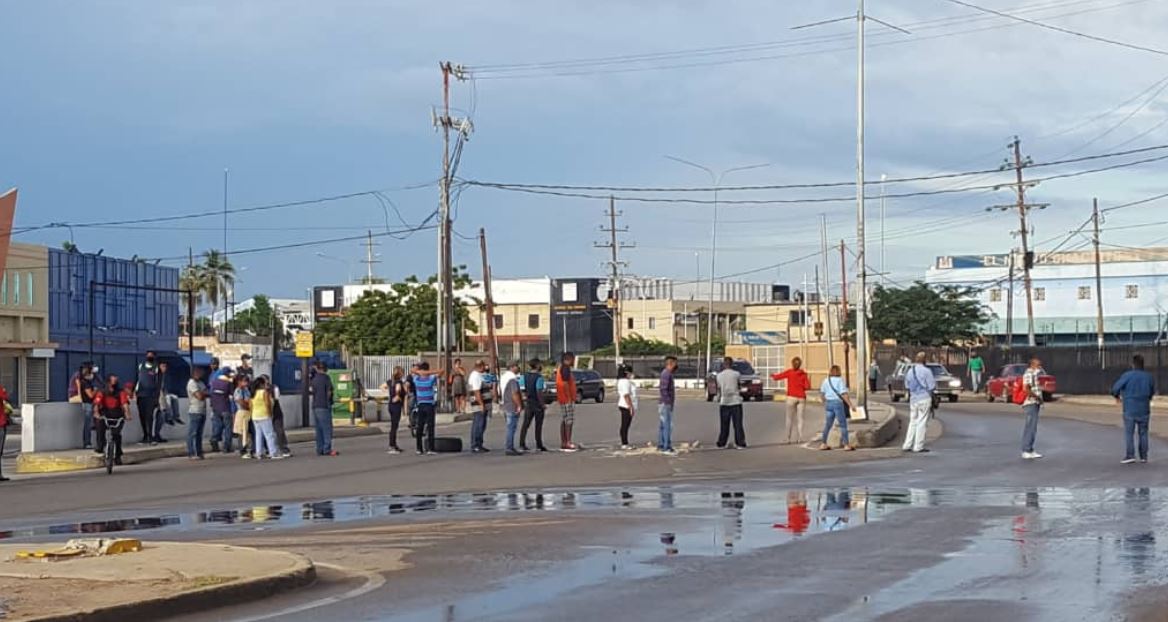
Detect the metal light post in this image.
<box><xmin>665</xmin><ymin>156</ymin><xmax>769</xmax><ymax>376</ymax></box>
<box><xmin>879</xmin><ymin>173</ymin><xmax>887</xmax><ymax>285</ymax></box>
<box><xmin>315</xmin><ymin>252</ymin><xmax>353</xmax><ymax>284</ymax></box>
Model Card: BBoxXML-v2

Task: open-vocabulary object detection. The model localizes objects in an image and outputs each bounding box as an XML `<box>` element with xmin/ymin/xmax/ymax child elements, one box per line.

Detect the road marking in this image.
<box><xmin>229</xmin><ymin>562</ymin><xmax>386</xmax><ymax>622</ymax></box>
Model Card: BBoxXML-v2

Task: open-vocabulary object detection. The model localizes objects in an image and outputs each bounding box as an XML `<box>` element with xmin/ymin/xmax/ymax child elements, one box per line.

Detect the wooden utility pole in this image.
<box><xmin>1092</xmin><ymin>198</ymin><xmax>1106</xmax><ymax>354</ymax></box>
<box><xmin>434</xmin><ymin>61</ymin><xmax>470</xmax><ymax>410</ymax></box>
<box><xmin>987</xmin><ymin>138</ymin><xmax>1047</xmax><ymax>346</ymax></box>
<box><xmin>819</xmin><ymin>216</ymin><xmax>834</xmax><ymax>366</ymax></box>
<box><xmin>839</xmin><ymin>240</ymin><xmax>851</xmax><ymax>384</ymax></box>
<box><xmin>479</xmin><ymin>228</ymin><xmax>499</xmax><ymax>376</ymax></box>
<box><xmin>595</xmin><ymin>196</ymin><xmax>633</xmax><ymax>362</ymax></box>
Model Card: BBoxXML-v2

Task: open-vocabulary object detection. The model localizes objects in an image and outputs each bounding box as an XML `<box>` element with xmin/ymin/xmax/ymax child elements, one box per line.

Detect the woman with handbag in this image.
<box><xmin>819</xmin><ymin>365</ymin><xmax>855</xmax><ymax>451</ymax></box>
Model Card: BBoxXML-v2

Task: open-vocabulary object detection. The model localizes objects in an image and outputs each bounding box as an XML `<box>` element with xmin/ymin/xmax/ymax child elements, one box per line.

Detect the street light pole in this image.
<box><xmin>665</xmin><ymin>156</ymin><xmax>768</xmax><ymax>376</ymax></box>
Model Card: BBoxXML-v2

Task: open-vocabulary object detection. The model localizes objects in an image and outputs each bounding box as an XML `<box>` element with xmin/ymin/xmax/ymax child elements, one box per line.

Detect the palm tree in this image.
<box><xmin>200</xmin><ymin>249</ymin><xmax>235</xmax><ymax>309</ymax></box>
<box><xmin>179</xmin><ymin>266</ymin><xmax>204</xmax><ymax>313</ymax></box>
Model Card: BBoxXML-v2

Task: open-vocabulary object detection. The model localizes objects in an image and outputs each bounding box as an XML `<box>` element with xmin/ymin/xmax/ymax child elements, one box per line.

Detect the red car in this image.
<box><xmin>985</xmin><ymin>364</ymin><xmax>1057</xmax><ymax>403</ymax></box>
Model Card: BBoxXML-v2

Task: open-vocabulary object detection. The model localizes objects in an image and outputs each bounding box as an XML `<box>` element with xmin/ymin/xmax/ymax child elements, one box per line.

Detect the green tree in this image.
<box><xmin>226</xmin><ymin>295</ymin><xmax>285</xmax><ymax>343</ymax></box>
<box><xmin>314</xmin><ymin>268</ymin><xmax>478</xmax><ymax>355</ymax></box>
<box><xmin>858</xmin><ymin>282</ymin><xmax>990</xmax><ymax>346</ymax></box>
<box><xmin>592</xmin><ymin>335</ymin><xmax>681</xmax><ymax>356</ymax></box>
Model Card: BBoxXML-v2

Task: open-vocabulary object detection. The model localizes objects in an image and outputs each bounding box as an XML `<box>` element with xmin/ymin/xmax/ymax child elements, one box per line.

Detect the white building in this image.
<box><xmin>925</xmin><ymin>248</ymin><xmax>1168</xmax><ymax>345</ymax></box>
<box><xmin>212</xmin><ymin>297</ymin><xmax>313</xmax><ymax>331</ymax></box>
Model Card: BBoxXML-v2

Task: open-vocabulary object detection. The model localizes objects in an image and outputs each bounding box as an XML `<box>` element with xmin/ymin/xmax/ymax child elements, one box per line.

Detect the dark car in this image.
<box><xmin>887</xmin><ymin>362</ymin><xmax>964</xmax><ymax>403</ymax></box>
<box><xmin>986</xmin><ymin>364</ymin><xmax>1057</xmax><ymax>403</ymax></box>
<box><xmin>706</xmin><ymin>360</ymin><xmax>766</xmax><ymax>402</ymax></box>
<box><xmin>545</xmin><ymin>369</ymin><xmax>606</xmax><ymax>404</ymax></box>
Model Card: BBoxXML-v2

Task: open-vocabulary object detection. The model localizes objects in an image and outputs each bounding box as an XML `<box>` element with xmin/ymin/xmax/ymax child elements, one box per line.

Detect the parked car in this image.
<box><xmin>706</xmin><ymin>359</ymin><xmax>766</xmax><ymax>402</ymax></box>
<box><xmin>985</xmin><ymin>364</ymin><xmax>1057</xmax><ymax>403</ymax></box>
<box><xmin>887</xmin><ymin>361</ymin><xmax>963</xmax><ymax>403</ymax></box>
<box><xmin>544</xmin><ymin>369</ymin><xmax>606</xmax><ymax>404</ymax></box>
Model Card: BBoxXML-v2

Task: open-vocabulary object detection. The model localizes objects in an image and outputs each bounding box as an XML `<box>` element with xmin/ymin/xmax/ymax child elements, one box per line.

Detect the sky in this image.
<box><xmin>3</xmin><ymin>0</ymin><xmax>1168</xmax><ymax>307</ymax></box>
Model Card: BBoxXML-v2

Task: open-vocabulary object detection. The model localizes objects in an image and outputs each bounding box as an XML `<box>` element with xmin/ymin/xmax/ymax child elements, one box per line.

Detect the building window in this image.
<box><xmin>1077</xmin><ymin>286</ymin><xmax>1092</xmax><ymax>301</ymax></box>
<box><xmin>989</xmin><ymin>288</ymin><xmax>1002</xmax><ymax>302</ymax></box>
<box><xmin>0</xmin><ymin>272</ymin><xmax>6</xmax><ymax>305</ymax></box>
<box><xmin>627</xmin><ymin>317</ymin><xmax>634</xmax><ymax>330</ymax></box>
<box><xmin>493</xmin><ymin>314</ymin><xmax>503</xmax><ymax>329</ymax></box>
<box><xmin>788</xmin><ymin>310</ymin><xmax>806</xmax><ymax>326</ymax></box>
<box><xmin>1126</xmin><ymin>284</ymin><xmax>1139</xmax><ymax>299</ymax></box>
<box><xmin>527</xmin><ymin>314</ymin><xmax>540</xmax><ymax>329</ymax></box>
<box><xmin>26</xmin><ymin>273</ymin><xmax>33</xmax><ymax>306</ymax></box>
<box><xmin>648</xmin><ymin>317</ymin><xmax>656</xmax><ymax>330</ymax></box>
<box><xmin>12</xmin><ymin>272</ymin><xmax>19</xmax><ymax>306</ymax></box>
<box><xmin>1034</xmin><ymin>287</ymin><xmax>1045</xmax><ymax>301</ymax></box>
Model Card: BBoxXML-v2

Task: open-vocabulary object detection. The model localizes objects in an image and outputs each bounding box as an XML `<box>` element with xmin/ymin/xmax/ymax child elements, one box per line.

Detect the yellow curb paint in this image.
<box><xmin>16</xmin><ymin>453</ymin><xmax>102</xmax><ymax>474</ymax></box>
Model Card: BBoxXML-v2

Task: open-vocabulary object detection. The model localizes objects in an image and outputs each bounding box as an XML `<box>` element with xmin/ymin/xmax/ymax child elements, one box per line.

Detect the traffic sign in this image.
<box><xmin>295</xmin><ymin>331</ymin><xmax>314</xmax><ymax>358</ymax></box>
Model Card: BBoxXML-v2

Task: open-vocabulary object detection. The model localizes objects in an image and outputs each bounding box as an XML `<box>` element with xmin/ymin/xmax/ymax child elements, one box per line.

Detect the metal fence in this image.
<box><xmin>350</xmin><ymin>355</ymin><xmax>417</xmax><ymax>387</ymax></box>
<box><xmin>873</xmin><ymin>343</ymin><xmax>1168</xmax><ymax>395</ymax></box>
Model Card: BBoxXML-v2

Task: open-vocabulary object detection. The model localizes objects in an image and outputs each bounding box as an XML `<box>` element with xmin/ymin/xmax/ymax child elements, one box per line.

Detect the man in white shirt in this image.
<box><xmin>467</xmin><ymin>361</ymin><xmax>489</xmax><ymax>453</ymax></box>
<box><xmin>902</xmin><ymin>352</ymin><xmax>937</xmax><ymax>454</ymax></box>
<box><xmin>500</xmin><ymin>362</ymin><xmax>524</xmax><ymax>456</ymax></box>
<box><xmin>715</xmin><ymin>357</ymin><xmax>746</xmax><ymax>449</ymax></box>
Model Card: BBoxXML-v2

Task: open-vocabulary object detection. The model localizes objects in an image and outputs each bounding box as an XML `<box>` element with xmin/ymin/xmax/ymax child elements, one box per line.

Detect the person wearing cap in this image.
<box><xmin>500</xmin><ymin>361</ymin><xmax>524</xmax><ymax>456</ymax></box>
<box><xmin>209</xmin><ymin>366</ymin><xmax>235</xmax><ymax>453</ymax></box>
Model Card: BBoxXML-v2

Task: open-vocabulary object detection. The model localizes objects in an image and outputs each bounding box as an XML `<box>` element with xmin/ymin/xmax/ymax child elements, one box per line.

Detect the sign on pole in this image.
<box><xmin>295</xmin><ymin>331</ymin><xmax>314</xmax><ymax>359</ymax></box>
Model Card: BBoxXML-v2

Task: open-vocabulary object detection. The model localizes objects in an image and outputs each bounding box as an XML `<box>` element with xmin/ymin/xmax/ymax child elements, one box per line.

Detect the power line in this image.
<box><xmin>943</xmin><ymin>0</ymin><xmax>1168</xmax><ymax>57</ymax></box>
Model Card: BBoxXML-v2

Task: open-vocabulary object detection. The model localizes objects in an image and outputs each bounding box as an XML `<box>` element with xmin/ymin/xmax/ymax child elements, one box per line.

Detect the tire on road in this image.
<box><xmin>433</xmin><ymin>437</ymin><xmax>463</xmax><ymax>453</ymax></box>
<box><xmin>1042</xmin><ymin>391</ymin><xmax>1055</xmax><ymax>402</ymax></box>
<box><xmin>595</xmin><ymin>388</ymin><xmax>605</xmax><ymax>404</ymax></box>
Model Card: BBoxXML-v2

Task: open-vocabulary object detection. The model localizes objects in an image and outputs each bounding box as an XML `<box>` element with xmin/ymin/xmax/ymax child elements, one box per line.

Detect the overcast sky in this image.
<box><xmin>4</xmin><ymin>0</ymin><xmax>1167</xmax><ymax>303</ymax></box>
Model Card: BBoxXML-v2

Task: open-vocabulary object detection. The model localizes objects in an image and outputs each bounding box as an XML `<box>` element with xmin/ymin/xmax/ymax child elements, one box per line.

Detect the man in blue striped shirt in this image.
<box><xmin>411</xmin><ymin>362</ymin><xmax>445</xmax><ymax>455</ymax></box>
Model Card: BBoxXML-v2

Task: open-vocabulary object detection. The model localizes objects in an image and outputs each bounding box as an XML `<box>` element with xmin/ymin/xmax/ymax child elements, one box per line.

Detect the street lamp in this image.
<box><xmin>315</xmin><ymin>252</ymin><xmax>354</xmax><ymax>284</ymax></box>
<box><xmin>664</xmin><ymin>156</ymin><xmax>769</xmax><ymax>376</ymax></box>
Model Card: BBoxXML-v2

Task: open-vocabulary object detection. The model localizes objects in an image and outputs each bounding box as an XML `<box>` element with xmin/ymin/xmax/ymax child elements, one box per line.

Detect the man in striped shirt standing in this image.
<box><xmin>411</xmin><ymin>362</ymin><xmax>444</xmax><ymax>455</ymax></box>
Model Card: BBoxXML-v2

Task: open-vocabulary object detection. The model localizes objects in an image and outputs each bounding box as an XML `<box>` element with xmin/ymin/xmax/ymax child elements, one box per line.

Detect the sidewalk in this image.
<box><xmin>0</xmin><ymin>541</ymin><xmax>313</xmax><ymax>621</ymax></box>
<box><xmin>1056</xmin><ymin>394</ymin><xmax>1168</xmax><ymax>409</ymax></box>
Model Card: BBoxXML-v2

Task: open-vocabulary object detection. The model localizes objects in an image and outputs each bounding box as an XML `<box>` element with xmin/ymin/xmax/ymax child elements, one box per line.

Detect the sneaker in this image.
<box><xmin>327</xmin><ymin>451</ymin><xmax>339</xmax><ymax>457</ymax></box>
<box><xmin>387</xmin><ymin>448</ymin><xmax>402</xmax><ymax>455</ymax></box>
<box><xmin>915</xmin><ymin>448</ymin><xmax>931</xmax><ymax>454</ymax></box>
<box><xmin>480</xmin><ymin>447</ymin><xmax>491</xmax><ymax>453</ymax></box>
<box><xmin>733</xmin><ymin>445</ymin><xmax>746</xmax><ymax>450</ymax></box>
<box><xmin>174</xmin><ymin>418</ymin><xmax>185</xmax><ymax>425</ymax></box>
<box><xmin>620</xmin><ymin>444</ymin><xmax>632</xmax><ymax>450</ymax></box>
<box><xmin>1141</xmin><ymin>458</ymin><xmax>1149</xmax><ymax>463</ymax></box>
<box><xmin>538</xmin><ymin>446</ymin><xmax>549</xmax><ymax>452</ymax></box>
<box><xmin>1031</xmin><ymin>452</ymin><xmax>1043</xmax><ymax>459</ymax></box>
<box><xmin>661</xmin><ymin>449</ymin><xmax>678</xmax><ymax>456</ymax></box>
<box><xmin>416</xmin><ymin>450</ymin><xmax>425</xmax><ymax>456</ymax></box>
<box><xmin>519</xmin><ymin>445</ymin><xmax>529</xmax><ymax>452</ymax></box>
<box><xmin>271</xmin><ymin>454</ymin><xmax>287</xmax><ymax>460</ymax></box>
<box><xmin>425</xmin><ymin>450</ymin><xmax>437</xmax><ymax>455</ymax></box>
<box><xmin>210</xmin><ymin>444</ymin><xmax>220</xmax><ymax>453</ymax></box>
<box><xmin>506</xmin><ymin>449</ymin><xmax>522</xmax><ymax>456</ymax></box>
<box><xmin>1122</xmin><ymin>458</ymin><xmax>1137</xmax><ymax>464</ymax></box>
<box><xmin>471</xmin><ymin>447</ymin><xmax>483</xmax><ymax>454</ymax></box>
<box><xmin>561</xmin><ymin>444</ymin><xmax>579</xmax><ymax>453</ymax></box>
<box><xmin>242</xmin><ymin>454</ymin><xmax>253</xmax><ymax>460</ymax></box>
<box><xmin>281</xmin><ymin>451</ymin><xmax>293</xmax><ymax>458</ymax></box>
<box><xmin>93</xmin><ymin>448</ymin><xmax>104</xmax><ymax>455</ymax></box>
<box><xmin>1022</xmin><ymin>452</ymin><xmax>1036</xmax><ymax>460</ymax></box>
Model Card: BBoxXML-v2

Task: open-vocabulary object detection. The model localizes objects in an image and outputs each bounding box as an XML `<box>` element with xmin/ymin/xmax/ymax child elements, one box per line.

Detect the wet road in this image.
<box><xmin>6</xmin><ymin>397</ymin><xmax>1168</xmax><ymax>621</ymax></box>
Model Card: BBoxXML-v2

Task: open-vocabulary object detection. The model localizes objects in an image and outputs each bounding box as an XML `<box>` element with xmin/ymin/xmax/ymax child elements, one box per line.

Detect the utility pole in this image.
<box><xmin>361</xmin><ymin>230</ymin><xmax>380</xmax><ymax>292</ymax></box>
<box><xmin>1092</xmin><ymin>198</ymin><xmax>1105</xmax><ymax>353</ymax></box>
<box><xmin>819</xmin><ymin>215</ymin><xmax>834</xmax><ymax>366</ymax></box>
<box><xmin>839</xmin><ymin>240</ymin><xmax>851</xmax><ymax>385</ymax></box>
<box><xmin>1006</xmin><ymin>250</ymin><xmax>1015</xmax><ymax>347</ymax></box>
<box><xmin>434</xmin><ymin>61</ymin><xmax>471</xmax><ymax>411</ymax></box>
<box><xmin>989</xmin><ymin>137</ymin><xmax>1048</xmax><ymax>347</ymax></box>
<box><xmin>222</xmin><ymin>168</ymin><xmax>229</xmax><ymax>341</ymax></box>
<box><xmin>479</xmin><ymin>228</ymin><xmax>498</xmax><ymax>377</ymax></box>
<box><xmin>595</xmin><ymin>196</ymin><xmax>633</xmax><ymax>363</ymax></box>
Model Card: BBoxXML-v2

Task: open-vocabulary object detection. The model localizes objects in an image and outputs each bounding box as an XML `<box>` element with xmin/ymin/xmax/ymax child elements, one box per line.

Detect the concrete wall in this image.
<box><xmin>21</xmin><ymin>395</ymin><xmax>307</xmax><ymax>453</ymax></box>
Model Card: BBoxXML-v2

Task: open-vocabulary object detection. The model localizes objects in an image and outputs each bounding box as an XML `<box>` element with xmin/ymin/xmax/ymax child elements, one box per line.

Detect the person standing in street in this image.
<box><xmin>819</xmin><ymin>365</ymin><xmax>854</xmax><ymax>451</ymax></box>
<box><xmin>1112</xmin><ymin>354</ymin><xmax>1156</xmax><ymax>464</ymax></box>
<box><xmin>233</xmin><ymin>375</ymin><xmax>254</xmax><ymax>459</ymax></box>
<box><xmin>968</xmin><ymin>352</ymin><xmax>986</xmax><ymax>393</ymax></box>
<box><xmin>133</xmin><ymin>351</ymin><xmax>160</xmax><ymax>445</ymax></box>
<box><xmin>1021</xmin><ymin>357</ymin><xmax>1045</xmax><ymax>460</ymax></box>
<box><xmin>75</xmin><ymin>363</ymin><xmax>98</xmax><ymax>449</ymax></box>
<box><xmin>467</xmin><ymin>360</ymin><xmax>488</xmax><ymax>453</ymax></box>
<box><xmin>501</xmin><ymin>361</ymin><xmax>524</xmax><ymax>456</ymax></box>
<box><xmin>152</xmin><ymin>360</ymin><xmax>180</xmax><ymax>444</ymax></box>
<box><xmin>902</xmin><ymin>352</ymin><xmax>936</xmax><ymax>454</ymax></box>
<box><xmin>412</xmin><ymin>362</ymin><xmax>443</xmax><ymax>455</ymax></box>
<box><xmin>251</xmin><ymin>377</ymin><xmax>282</xmax><ymax>460</ymax></box>
<box><xmin>617</xmin><ymin>365</ymin><xmax>638</xmax><ymax>450</ymax></box>
<box><xmin>385</xmin><ymin>366</ymin><xmax>407</xmax><ymax>454</ymax></box>
<box><xmin>868</xmin><ymin>360</ymin><xmax>880</xmax><ymax>393</ymax></box>
<box><xmin>772</xmin><ymin>357</ymin><xmax>811</xmax><ymax>445</ymax></box>
<box><xmin>0</xmin><ymin>385</ymin><xmax>11</xmax><ymax>481</ymax></box>
<box><xmin>186</xmin><ymin>367</ymin><xmax>209</xmax><ymax>460</ymax></box>
<box><xmin>556</xmin><ymin>352</ymin><xmax>580</xmax><ymax>452</ymax></box>
<box><xmin>209</xmin><ymin>367</ymin><xmax>234</xmax><ymax>453</ymax></box>
<box><xmin>309</xmin><ymin>361</ymin><xmax>337</xmax><ymax>456</ymax></box>
<box><xmin>520</xmin><ymin>359</ymin><xmax>547</xmax><ymax>452</ymax></box>
<box><xmin>715</xmin><ymin>357</ymin><xmax>746</xmax><ymax>449</ymax></box>
<box><xmin>268</xmin><ymin>377</ymin><xmax>291</xmax><ymax>457</ymax></box>
<box><xmin>658</xmin><ymin>356</ymin><xmax>678</xmax><ymax>455</ymax></box>
<box><xmin>451</xmin><ymin>359</ymin><xmax>468</xmax><ymax>415</ymax></box>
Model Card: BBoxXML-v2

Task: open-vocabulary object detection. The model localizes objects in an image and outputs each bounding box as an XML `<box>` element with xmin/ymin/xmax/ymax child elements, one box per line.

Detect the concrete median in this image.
<box><xmin>0</xmin><ymin>541</ymin><xmax>315</xmax><ymax>622</ymax></box>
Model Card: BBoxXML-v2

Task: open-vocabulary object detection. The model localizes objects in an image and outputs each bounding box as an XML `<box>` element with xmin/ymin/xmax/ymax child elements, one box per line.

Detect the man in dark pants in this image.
<box><xmin>134</xmin><ymin>351</ymin><xmax>160</xmax><ymax>445</ymax></box>
<box><xmin>209</xmin><ymin>366</ymin><xmax>234</xmax><ymax>453</ymax></box>
<box><xmin>1113</xmin><ymin>354</ymin><xmax>1156</xmax><ymax>464</ymax></box>
<box><xmin>95</xmin><ymin>374</ymin><xmax>131</xmax><ymax>464</ymax></box>
<box><xmin>520</xmin><ymin>358</ymin><xmax>547</xmax><ymax>452</ymax></box>
<box><xmin>715</xmin><ymin>356</ymin><xmax>746</xmax><ymax>449</ymax></box>
<box><xmin>411</xmin><ymin>362</ymin><xmax>444</xmax><ymax>455</ymax></box>
<box><xmin>309</xmin><ymin>361</ymin><xmax>337</xmax><ymax>456</ymax></box>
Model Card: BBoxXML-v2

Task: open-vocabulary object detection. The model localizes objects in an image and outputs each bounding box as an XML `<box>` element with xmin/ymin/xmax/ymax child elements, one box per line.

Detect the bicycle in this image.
<box><xmin>97</xmin><ymin>415</ymin><xmax>126</xmax><ymax>475</ymax></box>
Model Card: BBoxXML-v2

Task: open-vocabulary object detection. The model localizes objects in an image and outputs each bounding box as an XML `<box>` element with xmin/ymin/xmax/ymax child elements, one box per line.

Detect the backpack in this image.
<box><xmin>1011</xmin><ymin>376</ymin><xmax>1028</xmax><ymax>405</ymax></box>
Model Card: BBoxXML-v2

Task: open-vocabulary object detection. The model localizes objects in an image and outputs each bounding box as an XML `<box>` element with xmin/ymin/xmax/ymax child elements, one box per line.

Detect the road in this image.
<box><xmin>3</xmin><ymin>396</ymin><xmax>1167</xmax><ymax>621</ymax></box>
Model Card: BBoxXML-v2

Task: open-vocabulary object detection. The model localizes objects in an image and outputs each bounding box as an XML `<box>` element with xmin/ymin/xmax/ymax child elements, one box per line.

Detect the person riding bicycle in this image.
<box><xmin>94</xmin><ymin>374</ymin><xmax>131</xmax><ymax>465</ymax></box>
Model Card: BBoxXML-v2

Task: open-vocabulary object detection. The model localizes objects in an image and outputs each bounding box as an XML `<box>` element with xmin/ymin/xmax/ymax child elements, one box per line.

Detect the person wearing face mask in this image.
<box><xmin>95</xmin><ymin>374</ymin><xmax>131</xmax><ymax>465</ymax></box>
<box><xmin>134</xmin><ymin>351</ymin><xmax>161</xmax><ymax>445</ymax></box>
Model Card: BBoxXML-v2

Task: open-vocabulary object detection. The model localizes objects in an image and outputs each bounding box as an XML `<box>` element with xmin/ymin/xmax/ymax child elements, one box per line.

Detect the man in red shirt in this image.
<box><xmin>94</xmin><ymin>374</ymin><xmax>132</xmax><ymax>464</ymax></box>
<box><xmin>772</xmin><ymin>357</ymin><xmax>812</xmax><ymax>444</ymax></box>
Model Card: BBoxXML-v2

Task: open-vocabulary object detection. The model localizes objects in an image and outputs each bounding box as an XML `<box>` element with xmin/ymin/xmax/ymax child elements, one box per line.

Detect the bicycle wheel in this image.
<box><xmin>105</xmin><ymin>436</ymin><xmax>115</xmax><ymax>475</ymax></box>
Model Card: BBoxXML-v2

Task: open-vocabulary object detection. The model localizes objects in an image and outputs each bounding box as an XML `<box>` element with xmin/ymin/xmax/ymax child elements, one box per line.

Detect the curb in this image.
<box><xmin>18</xmin><ymin>544</ymin><xmax>316</xmax><ymax>622</ymax></box>
<box><xmin>16</xmin><ymin>426</ymin><xmax>382</xmax><ymax>474</ymax></box>
<box><xmin>436</xmin><ymin>412</ymin><xmax>473</xmax><ymax>425</ymax></box>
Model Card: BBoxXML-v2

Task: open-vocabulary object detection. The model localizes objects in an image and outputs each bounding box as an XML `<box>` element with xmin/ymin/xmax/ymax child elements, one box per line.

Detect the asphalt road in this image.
<box><xmin>5</xmin><ymin>396</ymin><xmax>1168</xmax><ymax>621</ymax></box>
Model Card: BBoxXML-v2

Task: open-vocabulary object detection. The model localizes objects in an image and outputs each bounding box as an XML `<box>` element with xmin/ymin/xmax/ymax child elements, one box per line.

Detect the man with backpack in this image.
<box><xmin>1020</xmin><ymin>357</ymin><xmax>1045</xmax><ymax>460</ymax></box>
<box><xmin>902</xmin><ymin>352</ymin><xmax>936</xmax><ymax>454</ymax></box>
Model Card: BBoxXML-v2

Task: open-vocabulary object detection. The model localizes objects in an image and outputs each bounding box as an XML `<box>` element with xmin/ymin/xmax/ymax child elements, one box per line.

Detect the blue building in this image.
<box><xmin>47</xmin><ymin>248</ymin><xmax>181</xmax><ymax>401</ymax></box>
